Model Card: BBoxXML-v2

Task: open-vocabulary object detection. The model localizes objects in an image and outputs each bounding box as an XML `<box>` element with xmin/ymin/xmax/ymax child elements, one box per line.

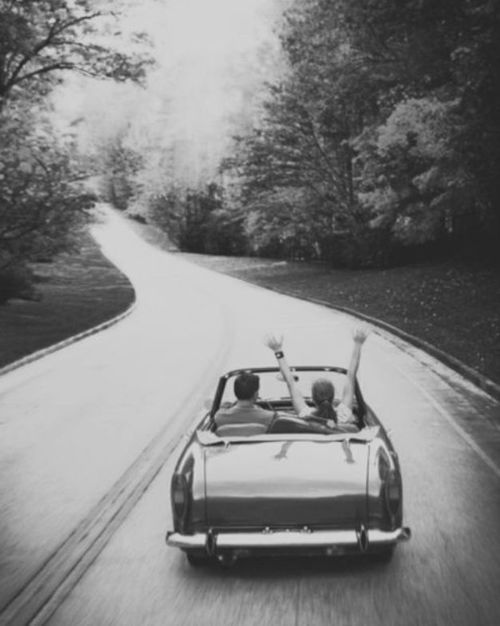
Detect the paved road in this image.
<box><xmin>1</xmin><ymin>207</ymin><xmax>499</xmax><ymax>626</ymax></box>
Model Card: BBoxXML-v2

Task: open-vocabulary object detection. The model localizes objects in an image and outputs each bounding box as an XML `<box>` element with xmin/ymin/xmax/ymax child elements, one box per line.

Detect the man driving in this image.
<box><xmin>214</xmin><ymin>371</ymin><xmax>275</xmax><ymax>429</ymax></box>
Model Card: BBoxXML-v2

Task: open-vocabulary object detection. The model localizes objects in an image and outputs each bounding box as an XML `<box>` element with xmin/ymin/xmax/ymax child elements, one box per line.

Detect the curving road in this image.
<box><xmin>1</xmin><ymin>206</ymin><xmax>499</xmax><ymax>626</ymax></box>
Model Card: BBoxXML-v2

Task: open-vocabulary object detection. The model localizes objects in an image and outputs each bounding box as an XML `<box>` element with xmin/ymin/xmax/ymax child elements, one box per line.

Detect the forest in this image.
<box><xmin>170</xmin><ymin>0</ymin><xmax>500</xmax><ymax>267</ymax></box>
<box><xmin>0</xmin><ymin>0</ymin><xmax>499</xmax><ymax>304</ymax></box>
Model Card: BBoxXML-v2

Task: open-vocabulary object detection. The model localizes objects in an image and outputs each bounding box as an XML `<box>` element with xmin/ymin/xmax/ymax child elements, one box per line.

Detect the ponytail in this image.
<box><xmin>315</xmin><ymin>399</ymin><xmax>337</xmax><ymax>422</ymax></box>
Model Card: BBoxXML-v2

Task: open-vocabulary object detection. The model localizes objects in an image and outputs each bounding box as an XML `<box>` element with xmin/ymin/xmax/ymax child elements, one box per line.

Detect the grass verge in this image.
<box><xmin>0</xmin><ymin>228</ymin><xmax>135</xmax><ymax>369</ymax></box>
<box><xmin>183</xmin><ymin>254</ymin><xmax>500</xmax><ymax>386</ymax></box>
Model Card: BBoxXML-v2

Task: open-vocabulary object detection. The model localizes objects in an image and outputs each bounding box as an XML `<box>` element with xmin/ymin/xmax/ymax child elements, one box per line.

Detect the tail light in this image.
<box><xmin>171</xmin><ymin>474</ymin><xmax>189</xmax><ymax>532</ymax></box>
<box><xmin>377</xmin><ymin>448</ymin><xmax>401</xmax><ymax>522</ymax></box>
<box><xmin>384</xmin><ymin>469</ymin><xmax>402</xmax><ymax>518</ymax></box>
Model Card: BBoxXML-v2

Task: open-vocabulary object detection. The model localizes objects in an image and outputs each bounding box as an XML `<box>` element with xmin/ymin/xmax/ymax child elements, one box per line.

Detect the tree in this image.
<box><xmin>449</xmin><ymin>0</ymin><xmax>500</xmax><ymax>240</ymax></box>
<box><xmin>0</xmin><ymin>0</ymin><xmax>154</xmax><ymax>300</ymax></box>
<box><xmin>148</xmin><ymin>182</ymin><xmax>248</xmax><ymax>255</ymax></box>
<box><xmin>229</xmin><ymin>0</ymin><xmax>500</xmax><ymax>265</ymax></box>
<box><xmin>227</xmin><ymin>0</ymin><xmax>384</xmax><ymax>265</ymax></box>
<box><xmin>0</xmin><ymin>0</ymin><xmax>152</xmax><ymax>107</ymax></box>
<box><xmin>98</xmin><ymin>128</ymin><xmax>143</xmax><ymax>210</ymax></box>
<box><xmin>354</xmin><ymin>97</ymin><xmax>468</xmax><ymax>247</ymax></box>
<box><xmin>341</xmin><ymin>0</ymin><xmax>500</xmax><ymax>255</ymax></box>
<box><xmin>0</xmin><ymin>101</ymin><xmax>95</xmax><ymax>299</ymax></box>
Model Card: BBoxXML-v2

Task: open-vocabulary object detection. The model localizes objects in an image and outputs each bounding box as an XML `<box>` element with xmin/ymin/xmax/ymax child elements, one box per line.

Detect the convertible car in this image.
<box><xmin>165</xmin><ymin>366</ymin><xmax>411</xmax><ymax>566</ymax></box>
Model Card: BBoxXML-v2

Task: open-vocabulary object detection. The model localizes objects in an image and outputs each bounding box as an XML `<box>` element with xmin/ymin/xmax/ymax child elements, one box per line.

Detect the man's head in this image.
<box><xmin>234</xmin><ymin>372</ymin><xmax>260</xmax><ymax>401</ymax></box>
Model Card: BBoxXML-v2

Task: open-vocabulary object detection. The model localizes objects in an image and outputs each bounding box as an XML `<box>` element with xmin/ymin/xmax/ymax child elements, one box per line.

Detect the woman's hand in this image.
<box><xmin>352</xmin><ymin>326</ymin><xmax>370</xmax><ymax>344</ymax></box>
<box><xmin>264</xmin><ymin>333</ymin><xmax>284</xmax><ymax>352</ymax></box>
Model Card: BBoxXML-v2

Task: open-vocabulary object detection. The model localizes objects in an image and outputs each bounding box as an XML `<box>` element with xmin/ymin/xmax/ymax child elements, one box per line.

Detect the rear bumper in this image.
<box><xmin>166</xmin><ymin>526</ymin><xmax>411</xmax><ymax>554</ymax></box>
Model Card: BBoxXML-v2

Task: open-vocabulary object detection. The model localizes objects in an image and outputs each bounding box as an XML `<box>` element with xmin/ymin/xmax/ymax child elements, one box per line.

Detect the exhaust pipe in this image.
<box><xmin>356</xmin><ymin>524</ymin><xmax>369</xmax><ymax>552</ymax></box>
<box><xmin>206</xmin><ymin>528</ymin><xmax>217</xmax><ymax>556</ymax></box>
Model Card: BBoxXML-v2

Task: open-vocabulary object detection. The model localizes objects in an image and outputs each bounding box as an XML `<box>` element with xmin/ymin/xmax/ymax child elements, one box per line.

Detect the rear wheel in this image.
<box><xmin>370</xmin><ymin>545</ymin><xmax>395</xmax><ymax>563</ymax></box>
<box><xmin>185</xmin><ymin>550</ymin><xmax>210</xmax><ymax>566</ymax></box>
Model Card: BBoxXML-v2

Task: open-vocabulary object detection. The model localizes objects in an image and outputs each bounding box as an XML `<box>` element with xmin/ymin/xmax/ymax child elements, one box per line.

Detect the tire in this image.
<box><xmin>185</xmin><ymin>551</ymin><xmax>210</xmax><ymax>566</ymax></box>
<box><xmin>370</xmin><ymin>545</ymin><xmax>395</xmax><ymax>563</ymax></box>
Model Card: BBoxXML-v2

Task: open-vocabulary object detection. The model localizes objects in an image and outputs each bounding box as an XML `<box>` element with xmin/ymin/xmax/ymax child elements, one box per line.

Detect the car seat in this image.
<box><xmin>216</xmin><ymin>423</ymin><xmax>268</xmax><ymax>437</ymax></box>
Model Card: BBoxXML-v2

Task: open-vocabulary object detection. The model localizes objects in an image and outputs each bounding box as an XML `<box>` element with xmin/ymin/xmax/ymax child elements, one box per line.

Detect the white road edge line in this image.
<box><xmin>380</xmin><ymin>344</ymin><xmax>500</xmax><ymax>480</ymax></box>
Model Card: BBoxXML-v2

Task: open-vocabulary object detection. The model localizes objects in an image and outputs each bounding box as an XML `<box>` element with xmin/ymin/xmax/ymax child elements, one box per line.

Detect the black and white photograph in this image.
<box><xmin>0</xmin><ymin>1</ymin><xmax>499</xmax><ymax>624</ymax></box>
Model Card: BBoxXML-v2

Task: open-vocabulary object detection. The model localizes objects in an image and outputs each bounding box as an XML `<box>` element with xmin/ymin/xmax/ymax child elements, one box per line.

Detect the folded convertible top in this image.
<box><xmin>197</xmin><ymin>425</ymin><xmax>380</xmax><ymax>446</ymax></box>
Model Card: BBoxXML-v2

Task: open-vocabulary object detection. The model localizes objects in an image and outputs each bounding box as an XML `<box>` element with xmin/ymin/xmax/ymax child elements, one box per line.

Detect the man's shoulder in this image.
<box><xmin>251</xmin><ymin>405</ymin><xmax>275</xmax><ymax>417</ymax></box>
<box><xmin>215</xmin><ymin>404</ymin><xmax>237</xmax><ymax>416</ymax></box>
<box><xmin>214</xmin><ymin>405</ymin><xmax>237</xmax><ymax>425</ymax></box>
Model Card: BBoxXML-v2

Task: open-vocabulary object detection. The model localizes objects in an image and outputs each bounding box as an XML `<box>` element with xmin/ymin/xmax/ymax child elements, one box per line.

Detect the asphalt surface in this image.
<box><xmin>1</xmin><ymin>207</ymin><xmax>499</xmax><ymax>626</ymax></box>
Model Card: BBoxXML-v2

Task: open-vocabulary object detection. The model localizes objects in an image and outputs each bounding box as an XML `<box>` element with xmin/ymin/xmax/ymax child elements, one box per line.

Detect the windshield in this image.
<box><xmin>219</xmin><ymin>368</ymin><xmax>349</xmax><ymax>406</ymax></box>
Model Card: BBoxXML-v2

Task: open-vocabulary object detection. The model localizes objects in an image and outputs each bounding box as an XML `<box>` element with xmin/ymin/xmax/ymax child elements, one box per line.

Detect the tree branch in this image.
<box><xmin>299</xmin><ymin>107</ymin><xmax>345</xmax><ymax>196</ymax></box>
<box><xmin>4</xmin><ymin>11</ymin><xmax>102</xmax><ymax>93</ymax></box>
<box><xmin>10</xmin><ymin>61</ymin><xmax>98</xmax><ymax>87</ymax></box>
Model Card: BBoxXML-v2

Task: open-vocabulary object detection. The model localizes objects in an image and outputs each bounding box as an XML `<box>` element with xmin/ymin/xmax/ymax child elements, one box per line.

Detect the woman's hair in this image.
<box><xmin>311</xmin><ymin>379</ymin><xmax>336</xmax><ymax>422</ymax></box>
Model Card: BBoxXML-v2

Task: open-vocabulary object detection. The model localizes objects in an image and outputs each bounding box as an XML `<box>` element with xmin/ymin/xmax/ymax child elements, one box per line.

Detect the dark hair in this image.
<box><xmin>312</xmin><ymin>378</ymin><xmax>337</xmax><ymax>422</ymax></box>
<box><xmin>234</xmin><ymin>372</ymin><xmax>260</xmax><ymax>400</ymax></box>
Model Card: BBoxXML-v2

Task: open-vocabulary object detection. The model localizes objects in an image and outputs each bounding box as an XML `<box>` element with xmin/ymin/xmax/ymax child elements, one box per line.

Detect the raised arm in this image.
<box><xmin>342</xmin><ymin>326</ymin><xmax>370</xmax><ymax>410</ymax></box>
<box><xmin>264</xmin><ymin>334</ymin><xmax>309</xmax><ymax>416</ymax></box>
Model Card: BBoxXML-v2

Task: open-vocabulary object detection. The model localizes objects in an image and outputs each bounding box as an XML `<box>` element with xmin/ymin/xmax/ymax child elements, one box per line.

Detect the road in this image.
<box><xmin>1</xmin><ymin>206</ymin><xmax>499</xmax><ymax>626</ymax></box>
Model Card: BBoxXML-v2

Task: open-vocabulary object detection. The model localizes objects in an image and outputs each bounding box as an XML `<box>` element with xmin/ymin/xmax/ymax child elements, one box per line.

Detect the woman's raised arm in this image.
<box><xmin>264</xmin><ymin>334</ymin><xmax>309</xmax><ymax>416</ymax></box>
<box><xmin>342</xmin><ymin>326</ymin><xmax>370</xmax><ymax>410</ymax></box>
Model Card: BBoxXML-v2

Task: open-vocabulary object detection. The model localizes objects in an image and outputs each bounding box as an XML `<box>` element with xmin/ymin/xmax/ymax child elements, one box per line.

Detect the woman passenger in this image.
<box><xmin>265</xmin><ymin>327</ymin><xmax>370</xmax><ymax>430</ymax></box>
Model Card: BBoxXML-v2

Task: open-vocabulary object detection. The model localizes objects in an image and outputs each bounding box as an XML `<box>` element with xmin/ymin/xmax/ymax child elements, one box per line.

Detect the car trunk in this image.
<box><xmin>205</xmin><ymin>439</ymin><xmax>369</xmax><ymax>529</ymax></box>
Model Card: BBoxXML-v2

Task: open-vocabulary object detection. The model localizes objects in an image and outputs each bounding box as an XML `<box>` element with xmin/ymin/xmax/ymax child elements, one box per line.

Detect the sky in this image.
<box><xmin>56</xmin><ymin>0</ymin><xmax>287</xmax><ymax>185</ymax></box>
<box><xmin>125</xmin><ymin>0</ymin><xmax>286</xmax><ymax>181</ymax></box>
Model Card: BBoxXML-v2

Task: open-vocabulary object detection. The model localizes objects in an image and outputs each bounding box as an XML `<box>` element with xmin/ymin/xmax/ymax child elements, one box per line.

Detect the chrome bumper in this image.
<box><xmin>166</xmin><ymin>527</ymin><xmax>411</xmax><ymax>552</ymax></box>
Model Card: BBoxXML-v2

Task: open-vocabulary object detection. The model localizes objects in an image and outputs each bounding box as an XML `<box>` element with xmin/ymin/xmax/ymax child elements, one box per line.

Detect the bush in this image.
<box><xmin>147</xmin><ymin>184</ymin><xmax>249</xmax><ymax>256</ymax></box>
<box><xmin>0</xmin><ymin>264</ymin><xmax>38</xmax><ymax>304</ymax></box>
<box><xmin>0</xmin><ymin>104</ymin><xmax>94</xmax><ymax>274</ymax></box>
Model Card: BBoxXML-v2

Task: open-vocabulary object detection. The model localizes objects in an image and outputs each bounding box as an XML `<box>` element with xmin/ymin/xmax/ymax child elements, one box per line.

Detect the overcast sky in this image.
<box><xmin>56</xmin><ymin>0</ymin><xmax>286</xmax><ymax>183</ymax></box>
<box><xmin>127</xmin><ymin>0</ymin><xmax>286</xmax><ymax>178</ymax></box>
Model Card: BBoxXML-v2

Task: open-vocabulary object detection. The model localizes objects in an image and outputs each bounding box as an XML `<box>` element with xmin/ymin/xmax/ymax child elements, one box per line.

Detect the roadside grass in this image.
<box><xmin>176</xmin><ymin>252</ymin><xmax>500</xmax><ymax>386</ymax></box>
<box><xmin>0</xmin><ymin>228</ymin><xmax>134</xmax><ymax>369</ymax></box>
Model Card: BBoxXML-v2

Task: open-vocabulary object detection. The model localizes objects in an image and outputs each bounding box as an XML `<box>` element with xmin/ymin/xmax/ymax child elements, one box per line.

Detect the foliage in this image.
<box><xmin>0</xmin><ymin>102</ymin><xmax>94</xmax><ymax>280</ymax></box>
<box><xmin>0</xmin><ymin>0</ymin><xmax>153</xmax><ymax>301</ymax></box>
<box><xmin>354</xmin><ymin>97</ymin><xmax>470</xmax><ymax>246</ymax></box>
<box><xmin>343</xmin><ymin>0</ymin><xmax>500</xmax><ymax>248</ymax></box>
<box><xmin>0</xmin><ymin>263</ymin><xmax>37</xmax><ymax>304</ymax></box>
<box><xmin>226</xmin><ymin>0</ymin><xmax>389</xmax><ymax>266</ymax></box>
<box><xmin>98</xmin><ymin>129</ymin><xmax>143</xmax><ymax>210</ymax></box>
<box><xmin>147</xmin><ymin>183</ymin><xmax>248</xmax><ymax>256</ymax></box>
<box><xmin>0</xmin><ymin>0</ymin><xmax>152</xmax><ymax>106</ymax></box>
<box><xmin>226</xmin><ymin>0</ymin><xmax>500</xmax><ymax>266</ymax></box>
